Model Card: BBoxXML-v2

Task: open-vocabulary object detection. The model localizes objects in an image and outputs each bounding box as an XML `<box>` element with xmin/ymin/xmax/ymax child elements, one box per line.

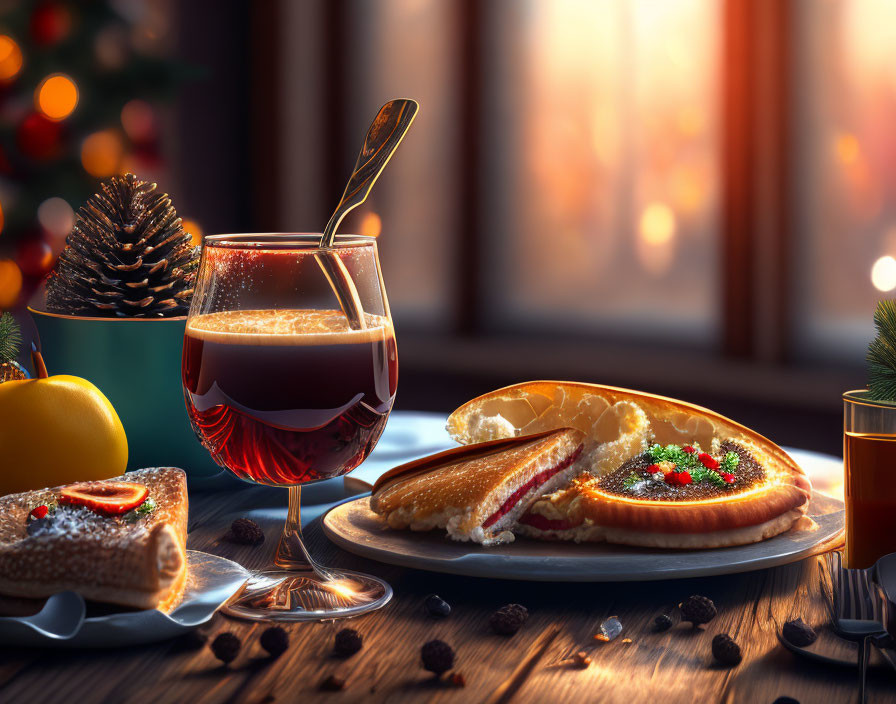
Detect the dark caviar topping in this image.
<box><xmin>653</xmin><ymin>614</ymin><xmax>674</xmax><ymax>632</ymax></box>
<box><xmin>333</xmin><ymin>628</ymin><xmax>363</xmax><ymax>657</ymax></box>
<box><xmin>772</xmin><ymin>698</ymin><xmax>800</xmax><ymax>704</ymax></box>
<box><xmin>424</xmin><ymin>593</ymin><xmax>451</xmax><ymax>618</ymax></box>
<box><xmin>711</xmin><ymin>634</ymin><xmax>742</xmax><ymax>666</ymax></box>
<box><xmin>226</xmin><ymin>518</ymin><xmax>265</xmax><ymax>545</ymax></box>
<box><xmin>210</xmin><ymin>632</ymin><xmax>241</xmax><ymax>664</ymax></box>
<box><xmin>679</xmin><ymin>595</ymin><xmax>717</xmax><ymax>628</ymax></box>
<box><xmin>421</xmin><ymin>639</ymin><xmax>455</xmax><ymax>674</ymax></box>
<box><xmin>320</xmin><ymin>675</ymin><xmax>345</xmax><ymax>691</ymax></box>
<box><xmin>259</xmin><ymin>626</ymin><xmax>289</xmax><ymax>657</ymax></box>
<box><xmin>490</xmin><ymin>604</ymin><xmax>529</xmax><ymax>635</ymax></box>
<box><xmin>782</xmin><ymin>618</ymin><xmax>817</xmax><ymax>647</ymax></box>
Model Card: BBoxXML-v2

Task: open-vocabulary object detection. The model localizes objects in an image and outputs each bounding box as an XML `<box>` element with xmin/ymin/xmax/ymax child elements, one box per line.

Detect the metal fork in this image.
<box><xmin>826</xmin><ymin>551</ymin><xmax>889</xmax><ymax>703</ymax></box>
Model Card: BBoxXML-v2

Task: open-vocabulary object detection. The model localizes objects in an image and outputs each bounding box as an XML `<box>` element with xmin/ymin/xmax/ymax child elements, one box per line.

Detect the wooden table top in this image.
<box><xmin>1</xmin><ymin>480</ymin><xmax>893</xmax><ymax>704</ymax></box>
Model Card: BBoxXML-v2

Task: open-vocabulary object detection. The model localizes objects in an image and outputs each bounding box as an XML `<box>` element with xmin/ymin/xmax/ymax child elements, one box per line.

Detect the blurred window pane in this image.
<box><xmin>346</xmin><ymin>0</ymin><xmax>459</xmax><ymax>329</ymax></box>
<box><xmin>795</xmin><ymin>0</ymin><xmax>896</xmax><ymax>360</ymax></box>
<box><xmin>483</xmin><ymin>0</ymin><xmax>720</xmax><ymax>342</ymax></box>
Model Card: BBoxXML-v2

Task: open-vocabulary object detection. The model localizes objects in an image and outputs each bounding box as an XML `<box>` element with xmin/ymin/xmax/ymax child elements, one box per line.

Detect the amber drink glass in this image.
<box><xmin>183</xmin><ymin>234</ymin><xmax>396</xmax><ymax>620</ymax></box>
<box><xmin>843</xmin><ymin>390</ymin><xmax>896</xmax><ymax>569</ymax></box>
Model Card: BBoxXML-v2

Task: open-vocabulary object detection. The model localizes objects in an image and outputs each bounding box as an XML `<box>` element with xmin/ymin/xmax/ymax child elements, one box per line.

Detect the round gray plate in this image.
<box><xmin>322</xmin><ymin>495</ymin><xmax>844</xmax><ymax>582</ymax></box>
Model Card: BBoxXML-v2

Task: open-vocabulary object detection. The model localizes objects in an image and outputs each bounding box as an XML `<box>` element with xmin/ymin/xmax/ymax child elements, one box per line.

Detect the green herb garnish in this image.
<box><xmin>721</xmin><ymin>452</ymin><xmax>740</xmax><ymax>473</ymax></box>
<box><xmin>647</xmin><ymin>443</ymin><xmax>699</xmax><ymax>469</ymax></box>
<box><xmin>124</xmin><ymin>497</ymin><xmax>156</xmax><ymax>522</ymax></box>
<box><xmin>690</xmin><ymin>466</ymin><xmax>726</xmax><ymax>487</ymax></box>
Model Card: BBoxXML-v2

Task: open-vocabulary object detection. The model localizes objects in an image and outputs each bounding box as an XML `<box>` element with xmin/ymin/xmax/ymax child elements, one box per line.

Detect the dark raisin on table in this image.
<box><xmin>210</xmin><ymin>632</ymin><xmax>241</xmax><ymax>664</ymax></box>
<box><xmin>490</xmin><ymin>604</ymin><xmax>529</xmax><ymax>635</ymax></box>
<box><xmin>782</xmin><ymin>618</ymin><xmax>817</xmax><ymax>647</ymax></box>
<box><xmin>424</xmin><ymin>593</ymin><xmax>451</xmax><ymax>618</ymax></box>
<box><xmin>679</xmin><ymin>595</ymin><xmax>717</xmax><ymax>628</ymax></box>
<box><xmin>711</xmin><ymin>633</ymin><xmax>742</xmax><ymax>666</ymax></box>
<box><xmin>421</xmin><ymin>639</ymin><xmax>455</xmax><ymax>674</ymax></box>
<box><xmin>653</xmin><ymin>614</ymin><xmax>673</xmax><ymax>632</ymax></box>
<box><xmin>259</xmin><ymin>626</ymin><xmax>289</xmax><ymax>657</ymax></box>
<box><xmin>225</xmin><ymin>518</ymin><xmax>264</xmax><ymax>545</ymax></box>
<box><xmin>334</xmin><ymin>628</ymin><xmax>363</xmax><ymax>657</ymax></box>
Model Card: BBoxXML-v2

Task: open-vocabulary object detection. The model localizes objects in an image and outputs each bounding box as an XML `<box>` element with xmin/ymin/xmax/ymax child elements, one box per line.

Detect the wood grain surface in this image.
<box><xmin>0</xmin><ymin>481</ymin><xmax>893</xmax><ymax>704</ymax></box>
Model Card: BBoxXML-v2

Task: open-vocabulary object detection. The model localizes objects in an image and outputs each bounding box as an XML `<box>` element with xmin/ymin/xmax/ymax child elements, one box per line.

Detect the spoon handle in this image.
<box><xmin>320</xmin><ymin>99</ymin><xmax>419</xmax><ymax>248</ymax></box>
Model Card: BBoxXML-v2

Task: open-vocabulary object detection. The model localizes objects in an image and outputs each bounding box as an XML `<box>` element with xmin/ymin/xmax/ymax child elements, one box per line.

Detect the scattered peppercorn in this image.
<box><xmin>447</xmin><ymin>672</ymin><xmax>466</xmax><ymax>687</ymax></box>
<box><xmin>679</xmin><ymin>595</ymin><xmax>717</xmax><ymax>628</ymax></box>
<box><xmin>225</xmin><ymin>518</ymin><xmax>265</xmax><ymax>545</ymax></box>
<box><xmin>421</xmin><ymin>639</ymin><xmax>455</xmax><ymax>674</ymax></box>
<box><xmin>333</xmin><ymin>628</ymin><xmax>363</xmax><ymax>657</ymax></box>
<box><xmin>320</xmin><ymin>675</ymin><xmax>345</xmax><ymax>691</ymax></box>
<box><xmin>772</xmin><ymin>698</ymin><xmax>800</xmax><ymax>704</ymax></box>
<box><xmin>259</xmin><ymin>626</ymin><xmax>289</xmax><ymax>657</ymax></box>
<box><xmin>489</xmin><ymin>604</ymin><xmax>529</xmax><ymax>635</ymax></box>
<box><xmin>424</xmin><ymin>593</ymin><xmax>451</xmax><ymax>618</ymax></box>
<box><xmin>210</xmin><ymin>632</ymin><xmax>241</xmax><ymax>664</ymax></box>
<box><xmin>653</xmin><ymin>614</ymin><xmax>673</xmax><ymax>632</ymax></box>
<box><xmin>782</xmin><ymin>618</ymin><xmax>817</xmax><ymax>647</ymax></box>
<box><xmin>711</xmin><ymin>634</ymin><xmax>742</xmax><ymax>666</ymax></box>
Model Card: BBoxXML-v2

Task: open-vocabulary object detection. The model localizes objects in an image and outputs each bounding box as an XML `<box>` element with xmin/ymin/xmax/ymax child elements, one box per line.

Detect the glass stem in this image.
<box><xmin>274</xmin><ymin>485</ymin><xmax>333</xmax><ymax>580</ymax></box>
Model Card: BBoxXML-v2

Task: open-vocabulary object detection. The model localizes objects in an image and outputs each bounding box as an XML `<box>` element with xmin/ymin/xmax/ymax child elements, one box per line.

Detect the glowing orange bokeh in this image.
<box><xmin>181</xmin><ymin>218</ymin><xmax>202</xmax><ymax>247</ymax></box>
<box><xmin>35</xmin><ymin>74</ymin><xmax>78</xmax><ymax>121</ymax></box>
<box><xmin>81</xmin><ymin>130</ymin><xmax>124</xmax><ymax>178</ymax></box>
<box><xmin>0</xmin><ymin>260</ymin><xmax>22</xmax><ymax>308</ymax></box>
<box><xmin>0</xmin><ymin>36</ymin><xmax>23</xmax><ymax>81</ymax></box>
<box><xmin>360</xmin><ymin>212</ymin><xmax>382</xmax><ymax>238</ymax></box>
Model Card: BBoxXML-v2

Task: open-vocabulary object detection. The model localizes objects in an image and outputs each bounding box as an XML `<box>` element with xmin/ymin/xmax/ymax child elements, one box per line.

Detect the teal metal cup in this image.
<box><xmin>29</xmin><ymin>306</ymin><xmax>224</xmax><ymax>484</ymax></box>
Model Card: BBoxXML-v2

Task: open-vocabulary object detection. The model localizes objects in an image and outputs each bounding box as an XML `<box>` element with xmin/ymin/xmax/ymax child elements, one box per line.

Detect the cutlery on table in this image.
<box><xmin>826</xmin><ymin>551</ymin><xmax>891</xmax><ymax>702</ymax></box>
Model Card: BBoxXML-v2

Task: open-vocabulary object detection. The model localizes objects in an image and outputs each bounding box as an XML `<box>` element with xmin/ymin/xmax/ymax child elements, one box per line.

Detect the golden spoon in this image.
<box><xmin>316</xmin><ymin>99</ymin><xmax>418</xmax><ymax>329</ymax></box>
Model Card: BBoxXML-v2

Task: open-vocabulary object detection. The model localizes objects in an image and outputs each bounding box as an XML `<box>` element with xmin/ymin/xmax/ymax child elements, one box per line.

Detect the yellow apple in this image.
<box><xmin>0</xmin><ymin>349</ymin><xmax>127</xmax><ymax>496</ymax></box>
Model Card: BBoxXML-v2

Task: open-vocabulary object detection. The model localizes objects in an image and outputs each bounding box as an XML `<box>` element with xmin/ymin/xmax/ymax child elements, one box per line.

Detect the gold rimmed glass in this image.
<box><xmin>182</xmin><ymin>234</ymin><xmax>396</xmax><ymax>620</ymax></box>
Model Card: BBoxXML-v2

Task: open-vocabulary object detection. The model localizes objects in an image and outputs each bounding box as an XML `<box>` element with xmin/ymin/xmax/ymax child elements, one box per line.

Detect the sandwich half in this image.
<box><xmin>370</xmin><ymin>428</ymin><xmax>585</xmax><ymax>546</ymax></box>
<box><xmin>0</xmin><ymin>467</ymin><xmax>188</xmax><ymax>611</ymax></box>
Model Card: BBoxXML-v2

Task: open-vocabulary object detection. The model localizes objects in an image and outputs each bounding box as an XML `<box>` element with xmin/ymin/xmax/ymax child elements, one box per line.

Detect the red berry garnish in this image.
<box><xmin>676</xmin><ymin>471</ymin><xmax>692</xmax><ymax>485</ymax></box>
<box><xmin>29</xmin><ymin>505</ymin><xmax>48</xmax><ymax>519</ymax></box>
<box><xmin>682</xmin><ymin>445</ymin><xmax>696</xmax><ymax>454</ymax></box>
<box><xmin>720</xmin><ymin>472</ymin><xmax>736</xmax><ymax>483</ymax></box>
<box><xmin>698</xmin><ymin>453</ymin><xmax>719</xmax><ymax>470</ymax></box>
<box><xmin>648</xmin><ymin>463</ymin><xmax>662</xmax><ymax>473</ymax></box>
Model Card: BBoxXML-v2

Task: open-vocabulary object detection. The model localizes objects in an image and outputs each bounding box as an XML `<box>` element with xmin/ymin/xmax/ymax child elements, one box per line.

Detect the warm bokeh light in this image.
<box><xmin>81</xmin><ymin>129</ymin><xmax>124</xmax><ymax>177</ymax></box>
<box><xmin>360</xmin><ymin>211</ymin><xmax>382</xmax><ymax>238</ymax></box>
<box><xmin>181</xmin><ymin>218</ymin><xmax>202</xmax><ymax>247</ymax></box>
<box><xmin>35</xmin><ymin>74</ymin><xmax>78</xmax><ymax>121</ymax></box>
<box><xmin>121</xmin><ymin>99</ymin><xmax>155</xmax><ymax>141</ymax></box>
<box><xmin>37</xmin><ymin>196</ymin><xmax>75</xmax><ymax>243</ymax></box>
<box><xmin>0</xmin><ymin>36</ymin><xmax>23</xmax><ymax>81</ymax></box>
<box><xmin>871</xmin><ymin>255</ymin><xmax>896</xmax><ymax>292</ymax></box>
<box><xmin>0</xmin><ymin>200</ymin><xmax>4</xmax><ymax>236</ymax></box>
<box><xmin>0</xmin><ymin>259</ymin><xmax>22</xmax><ymax>308</ymax></box>
<box><xmin>835</xmin><ymin>133</ymin><xmax>860</xmax><ymax>165</ymax></box>
<box><xmin>639</xmin><ymin>202</ymin><xmax>677</xmax><ymax>245</ymax></box>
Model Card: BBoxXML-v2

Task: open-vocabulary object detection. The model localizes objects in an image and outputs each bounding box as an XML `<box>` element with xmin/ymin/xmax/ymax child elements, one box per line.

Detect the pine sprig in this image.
<box><xmin>867</xmin><ymin>300</ymin><xmax>896</xmax><ymax>401</ymax></box>
<box><xmin>0</xmin><ymin>312</ymin><xmax>22</xmax><ymax>363</ymax></box>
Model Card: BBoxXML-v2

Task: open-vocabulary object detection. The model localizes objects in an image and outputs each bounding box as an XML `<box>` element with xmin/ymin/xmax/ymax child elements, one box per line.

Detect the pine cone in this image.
<box><xmin>46</xmin><ymin>174</ymin><xmax>198</xmax><ymax>317</ymax></box>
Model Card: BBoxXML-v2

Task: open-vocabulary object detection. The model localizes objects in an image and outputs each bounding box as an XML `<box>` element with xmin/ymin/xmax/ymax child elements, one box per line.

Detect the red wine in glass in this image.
<box><xmin>183</xmin><ymin>309</ymin><xmax>398</xmax><ymax>486</ymax></box>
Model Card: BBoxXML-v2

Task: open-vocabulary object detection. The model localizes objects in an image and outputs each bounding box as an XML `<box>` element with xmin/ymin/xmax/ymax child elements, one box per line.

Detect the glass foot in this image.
<box><xmin>223</xmin><ymin>569</ymin><xmax>392</xmax><ymax>621</ymax></box>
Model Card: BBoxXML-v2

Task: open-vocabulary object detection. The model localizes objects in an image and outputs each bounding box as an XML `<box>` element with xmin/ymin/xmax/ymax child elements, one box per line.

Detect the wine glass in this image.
<box><xmin>182</xmin><ymin>233</ymin><xmax>396</xmax><ymax>620</ymax></box>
